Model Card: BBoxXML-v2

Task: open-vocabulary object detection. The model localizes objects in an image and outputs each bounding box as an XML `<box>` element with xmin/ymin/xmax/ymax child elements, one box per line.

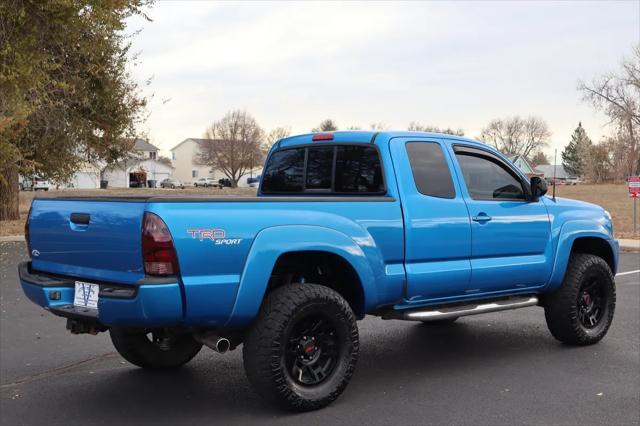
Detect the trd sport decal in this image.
<box><xmin>187</xmin><ymin>229</ymin><xmax>242</xmax><ymax>245</ymax></box>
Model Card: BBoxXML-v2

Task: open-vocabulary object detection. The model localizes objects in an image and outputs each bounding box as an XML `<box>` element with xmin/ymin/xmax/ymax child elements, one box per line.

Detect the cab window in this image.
<box><xmin>455</xmin><ymin>152</ymin><xmax>525</xmax><ymax>200</ymax></box>
<box><xmin>406</xmin><ymin>142</ymin><xmax>455</xmax><ymax>198</ymax></box>
<box><xmin>261</xmin><ymin>144</ymin><xmax>385</xmax><ymax>194</ymax></box>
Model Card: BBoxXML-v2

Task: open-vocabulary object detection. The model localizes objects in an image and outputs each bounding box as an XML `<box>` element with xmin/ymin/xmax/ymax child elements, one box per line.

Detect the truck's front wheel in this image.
<box><xmin>543</xmin><ymin>254</ymin><xmax>616</xmax><ymax>346</ymax></box>
<box><xmin>110</xmin><ymin>328</ymin><xmax>202</xmax><ymax>369</ymax></box>
<box><xmin>243</xmin><ymin>284</ymin><xmax>359</xmax><ymax>411</ymax></box>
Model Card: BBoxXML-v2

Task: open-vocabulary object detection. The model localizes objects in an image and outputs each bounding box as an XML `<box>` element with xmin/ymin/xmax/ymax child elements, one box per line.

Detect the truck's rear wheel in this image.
<box><xmin>243</xmin><ymin>284</ymin><xmax>359</xmax><ymax>411</ymax></box>
<box><xmin>110</xmin><ymin>328</ymin><xmax>202</xmax><ymax>369</ymax></box>
<box><xmin>543</xmin><ymin>254</ymin><xmax>615</xmax><ymax>346</ymax></box>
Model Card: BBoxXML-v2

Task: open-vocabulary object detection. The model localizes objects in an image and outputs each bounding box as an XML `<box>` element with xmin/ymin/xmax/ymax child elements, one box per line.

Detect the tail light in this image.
<box><xmin>142</xmin><ymin>212</ymin><xmax>179</xmax><ymax>276</ymax></box>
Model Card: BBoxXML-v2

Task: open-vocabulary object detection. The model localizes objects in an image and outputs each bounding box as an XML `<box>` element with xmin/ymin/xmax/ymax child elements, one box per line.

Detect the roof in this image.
<box><xmin>276</xmin><ymin>130</ymin><xmax>484</xmax><ymax>149</ymax></box>
<box><xmin>170</xmin><ymin>138</ymin><xmax>219</xmax><ymax>151</ymax></box>
<box><xmin>536</xmin><ymin>164</ymin><xmax>574</xmax><ymax>179</ymax></box>
<box><xmin>132</xmin><ymin>138</ymin><xmax>159</xmax><ymax>152</ymax></box>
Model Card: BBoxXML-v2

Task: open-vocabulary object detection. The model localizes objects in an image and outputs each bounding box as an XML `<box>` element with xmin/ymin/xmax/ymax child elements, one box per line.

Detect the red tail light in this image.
<box><xmin>312</xmin><ymin>133</ymin><xmax>334</xmax><ymax>141</ymax></box>
<box><xmin>142</xmin><ymin>212</ymin><xmax>179</xmax><ymax>276</ymax></box>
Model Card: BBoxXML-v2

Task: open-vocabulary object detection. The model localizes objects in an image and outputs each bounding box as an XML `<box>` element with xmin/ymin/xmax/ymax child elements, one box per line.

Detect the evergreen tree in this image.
<box><xmin>561</xmin><ymin>122</ymin><xmax>592</xmax><ymax>176</ymax></box>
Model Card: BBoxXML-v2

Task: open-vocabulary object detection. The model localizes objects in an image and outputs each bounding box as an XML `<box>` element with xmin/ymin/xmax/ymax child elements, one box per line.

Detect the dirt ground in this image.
<box><xmin>1</xmin><ymin>184</ymin><xmax>638</xmax><ymax>238</ymax></box>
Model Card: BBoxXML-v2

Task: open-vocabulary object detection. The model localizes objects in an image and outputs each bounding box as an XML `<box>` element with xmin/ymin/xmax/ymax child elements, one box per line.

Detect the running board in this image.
<box><xmin>386</xmin><ymin>296</ymin><xmax>539</xmax><ymax>322</ymax></box>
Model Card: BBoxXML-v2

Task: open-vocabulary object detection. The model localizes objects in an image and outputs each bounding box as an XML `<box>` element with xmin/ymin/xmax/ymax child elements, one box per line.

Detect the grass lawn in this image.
<box><xmin>1</xmin><ymin>184</ymin><xmax>638</xmax><ymax>238</ymax></box>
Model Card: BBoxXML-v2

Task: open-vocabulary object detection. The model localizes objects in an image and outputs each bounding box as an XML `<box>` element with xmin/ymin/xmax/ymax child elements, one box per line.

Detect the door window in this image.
<box><xmin>406</xmin><ymin>142</ymin><xmax>455</xmax><ymax>198</ymax></box>
<box><xmin>455</xmin><ymin>153</ymin><xmax>525</xmax><ymax>200</ymax></box>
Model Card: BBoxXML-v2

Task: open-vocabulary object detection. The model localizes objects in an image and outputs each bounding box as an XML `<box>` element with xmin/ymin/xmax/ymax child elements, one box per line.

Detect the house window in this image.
<box><xmin>172</xmin><ymin>152</ymin><xmax>176</xmax><ymax>160</ymax></box>
<box><xmin>192</xmin><ymin>170</ymin><xmax>198</xmax><ymax>178</ymax></box>
<box><xmin>149</xmin><ymin>151</ymin><xmax>157</xmax><ymax>160</ymax></box>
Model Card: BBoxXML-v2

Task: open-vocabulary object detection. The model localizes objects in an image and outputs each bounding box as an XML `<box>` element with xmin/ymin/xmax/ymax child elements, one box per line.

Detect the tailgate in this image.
<box><xmin>28</xmin><ymin>198</ymin><xmax>147</xmax><ymax>284</ymax></box>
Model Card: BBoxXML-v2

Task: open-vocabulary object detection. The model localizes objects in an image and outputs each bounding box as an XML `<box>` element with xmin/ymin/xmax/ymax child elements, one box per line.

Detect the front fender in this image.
<box><xmin>547</xmin><ymin>220</ymin><xmax>618</xmax><ymax>291</ymax></box>
<box><xmin>224</xmin><ymin>225</ymin><xmax>380</xmax><ymax>328</ymax></box>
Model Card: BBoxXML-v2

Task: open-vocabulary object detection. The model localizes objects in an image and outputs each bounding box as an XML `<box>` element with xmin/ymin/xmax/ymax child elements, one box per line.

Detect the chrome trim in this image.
<box><xmin>402</xmin><ymin>296</ymin><xmax>539</xmax><ymax>321</ymax></box>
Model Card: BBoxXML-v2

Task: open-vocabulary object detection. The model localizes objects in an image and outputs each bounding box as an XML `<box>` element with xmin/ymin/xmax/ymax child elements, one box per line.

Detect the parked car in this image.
<box><xmin>566</xmin><ymin>177</ymin><xmax>582</xmax><ymax>185</ymax></box>
<box><xmin>159</xmin><ymin>178</ymin><xmax>184</xmax><ymax>189</ymax></box>
<box><xmin>247</xmin><ymin>176</ymin><xmax>260</xmax><ymax>188</ymax></box>
<box><xmin>218</xmin><ymin>178</ymin><xmax>232</xmax><ymax>188</ymax></box>
<box><xmin>19</xmin><ymin>131</ymin><xmax>618</xmax><ymax>411</ymax></box>
<box><xmin>193</xmin><ymin>177</ymin><xmax>221</xmax><ymax>188</ymax></box>
<box><xmin>19</xmin><ymin>177</ymin><xmax>34</xmax><ymax>191</ymax></box>
<box><xmin>33</xmin><ymin>177</ymin><xmax>50</xmax><ymax>191</ymax></box>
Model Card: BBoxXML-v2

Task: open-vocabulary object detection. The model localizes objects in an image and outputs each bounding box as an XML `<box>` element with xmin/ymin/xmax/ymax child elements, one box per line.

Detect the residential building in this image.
<box><xmin>509</xmin><ymin>155</ymin><xmax>543</xmax><ymax>179</ymax></box>
<box><xmin>170</xmin><ymin>138</ymin><xmax>262</xmax><ymax>186</ymax></box>
<box><xmin>102</xmin><ymin>139</ymin><xmax>173</xmax><ymax>188</ymax></box>
<box><xmin>536</xmin><ymin>164</ymin><xmax>576</xmax><ymax>183</ymax></box>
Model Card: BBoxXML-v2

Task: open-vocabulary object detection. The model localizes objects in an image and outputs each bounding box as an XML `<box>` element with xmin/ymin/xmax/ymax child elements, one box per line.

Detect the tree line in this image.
<box><xmin>1</xmin><ymin>0</ymin><xmax>636</xmax><ymax>219</ymax></box>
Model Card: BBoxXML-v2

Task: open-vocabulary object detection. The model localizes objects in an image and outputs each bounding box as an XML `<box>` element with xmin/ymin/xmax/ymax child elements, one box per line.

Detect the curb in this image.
<box><xmin>0</xmin><ymin>236</ymin><xmax>24</xmax><ymax>242</ymax></box>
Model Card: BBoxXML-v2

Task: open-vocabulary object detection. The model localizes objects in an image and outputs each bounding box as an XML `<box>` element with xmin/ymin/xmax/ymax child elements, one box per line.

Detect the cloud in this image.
<box><xmin>126</xmin><ymin>1</ymin><xmax>639</xmax><ymax>155</ymax></box>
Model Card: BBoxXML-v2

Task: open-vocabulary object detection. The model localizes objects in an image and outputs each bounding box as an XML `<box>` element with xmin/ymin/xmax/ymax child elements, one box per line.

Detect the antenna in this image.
<box><xmin>552</xmin><ymin>149</ymin><xmax>557</xmax><ymax>201</ymax></box>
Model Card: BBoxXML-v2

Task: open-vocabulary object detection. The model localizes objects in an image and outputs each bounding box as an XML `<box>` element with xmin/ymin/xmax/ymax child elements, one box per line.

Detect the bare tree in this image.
<box><xmin>369</xmin><ymin>122</ymin><xmax>390</xmax><ymax>130</ymax></box>
<box><xmin>312</xmin><ymin>119</ymin><xmax>338</xmax><ymax>132</ymax></box>
<box><xmin>197</xmin><ymin>110</ymin><xmax>265</xmax><ymax>187</ymax></box>
<box><xmin>407</xmin><ymin>122</ymin><xmax>465</xmax><ymax>136</ymax></box>
<box><xmin>346</xmin><ymin>125</ymin><xmax>362</xmax><ymax>130</ymax></box>
<box><xmin>578</xmin><ymin>45</ymin><xmax>639</xmax><ymax>177</ymax></box>
<box><xmin>584</xmin><ymin>143</ymin><xmax>613</xmax><ymax>183</ymax></box>
<box><xmin>266</xmin><ymin>126</ymin><xmax>291</xmax><ymax>146</ymax></box>
<box><xmin>479</xmin><ymin>116</ymin><xmax>550</xmax><ymax>158</ymax></box>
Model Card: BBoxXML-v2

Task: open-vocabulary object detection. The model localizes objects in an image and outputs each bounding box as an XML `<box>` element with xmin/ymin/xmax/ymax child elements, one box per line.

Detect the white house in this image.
<box><xmin>102</xmin><ymin>139</ymin><xmax>174</xmax><ymax>188</ymax></box>
<box><xmin>69</xmin><ymin>162</ymin><xmax>101</xmax><ymax>189</ymax></box>
<box><xmin>170</xmin><ymin>138</ymin><xmax>262</xmax><ymax>186</ymax></box>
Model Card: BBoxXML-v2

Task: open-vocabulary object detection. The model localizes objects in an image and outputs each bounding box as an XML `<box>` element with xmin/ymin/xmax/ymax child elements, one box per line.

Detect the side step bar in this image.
<box><xmin>387</xmin><ymin>296</ymin><xmax>539</xmax><ymax>322</ymax></box>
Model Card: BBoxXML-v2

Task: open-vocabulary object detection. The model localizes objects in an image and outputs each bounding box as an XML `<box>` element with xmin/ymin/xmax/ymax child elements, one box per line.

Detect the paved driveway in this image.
<box><xmin>1</xmin><ymin>241</ymin><xmax>638</xmax><ymax>425</ymax></box>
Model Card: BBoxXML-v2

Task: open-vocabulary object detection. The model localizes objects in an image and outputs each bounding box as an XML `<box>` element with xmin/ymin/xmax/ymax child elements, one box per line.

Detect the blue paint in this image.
<box><xmin>20</xmin><ymin>131</ymin><xmax>617</xmax><ymax>330</ymax></box>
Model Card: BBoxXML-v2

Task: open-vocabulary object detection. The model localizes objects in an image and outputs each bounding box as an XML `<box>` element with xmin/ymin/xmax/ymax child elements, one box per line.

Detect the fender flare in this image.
<box><xmin>224</xmin><ymin>225</ymin><xmax>379</xmax><ymax>327</ymax></box>
<box><xmin>547</xmin><ymin>220</ymin><xmax>617</xmax><ymax>290</ymax></box>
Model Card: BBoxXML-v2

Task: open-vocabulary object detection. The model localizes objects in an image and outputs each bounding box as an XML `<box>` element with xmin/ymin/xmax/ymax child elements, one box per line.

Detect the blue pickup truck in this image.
<box><xmin>19</xmin><ymin>131</ymin><xmax>618</xmax><ymax>411</ymax></box>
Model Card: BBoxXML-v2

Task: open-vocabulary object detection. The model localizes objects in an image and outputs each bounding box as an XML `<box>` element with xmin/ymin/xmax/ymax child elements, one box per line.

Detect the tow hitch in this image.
<box><xmin>66</xmin><ymin>319</ymin><xmax>107</xmax><ymax>335</ymax></box>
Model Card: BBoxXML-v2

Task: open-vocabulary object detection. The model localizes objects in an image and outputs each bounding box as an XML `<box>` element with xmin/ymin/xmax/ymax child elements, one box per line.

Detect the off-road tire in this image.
<box><xmin>543</xmin><ymin>254</ymin><xmax>615</xmax><ymax>346</ymax></box>
<box><xmin>243</xmin><ymin>284</ymin><xmax>359</xmax><ymax>411</ymax></box>
<box><xmin>110</xmin><ymin>328</ymin><xmax>202</xmax><ymax>369</ymax></box>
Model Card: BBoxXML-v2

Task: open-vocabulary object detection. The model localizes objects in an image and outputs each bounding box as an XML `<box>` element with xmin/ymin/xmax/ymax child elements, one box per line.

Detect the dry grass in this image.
<box><xmin>1</xmin><ymin>184</ymin><xmax>638</xmax><ymax>238</ymax></box>
<box><xmin>554</xmin><ymin>184</ymin><xmax>638</xmax><ymax>239</ymax></box>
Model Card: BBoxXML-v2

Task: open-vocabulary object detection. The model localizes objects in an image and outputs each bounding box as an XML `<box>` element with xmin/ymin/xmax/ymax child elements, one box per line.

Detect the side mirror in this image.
<box><xmin>530</xmin><ymin>176</ymin><xmax>548</xmax><ymax>200</ymax></box>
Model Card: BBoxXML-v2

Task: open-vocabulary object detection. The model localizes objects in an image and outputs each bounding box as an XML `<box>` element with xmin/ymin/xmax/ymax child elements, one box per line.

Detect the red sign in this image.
<box><xmin>628</xmin><ymin>176</ymin><xmax>640</xmax><ymax>198</ymax></box>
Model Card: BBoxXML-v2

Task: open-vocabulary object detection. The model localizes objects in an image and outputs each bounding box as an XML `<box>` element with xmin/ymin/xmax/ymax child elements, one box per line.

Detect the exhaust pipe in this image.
<box><xmin>195</xmin><ymin>332</ymin><xmax>231</xmax><ymax>354</ymax></box>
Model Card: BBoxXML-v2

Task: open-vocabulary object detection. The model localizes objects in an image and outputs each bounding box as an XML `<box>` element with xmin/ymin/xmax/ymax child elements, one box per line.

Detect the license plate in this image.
<box><xmin>73</xmin><ymin>281</ymin><xmax>99</xmax><ymax>310</ymax></box>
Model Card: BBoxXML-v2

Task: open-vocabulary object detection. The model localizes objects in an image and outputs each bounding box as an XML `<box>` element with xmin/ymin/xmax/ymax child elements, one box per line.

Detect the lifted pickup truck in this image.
<box><xmin>19</xmin><ymin>131</ymin><xmax>618</xmax><ymax>411</ymax></box>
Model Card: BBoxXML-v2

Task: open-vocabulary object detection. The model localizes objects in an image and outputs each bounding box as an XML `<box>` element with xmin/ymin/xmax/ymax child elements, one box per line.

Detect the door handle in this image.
<box><xmin>70</xmin><ymin>213</ymin><xmax>90</xmax><ymax>225</ymax></box>
<box><xmin>472</xmin><ymin>213</ymin><xmax>492</xmax><ymax>222</ymax></box>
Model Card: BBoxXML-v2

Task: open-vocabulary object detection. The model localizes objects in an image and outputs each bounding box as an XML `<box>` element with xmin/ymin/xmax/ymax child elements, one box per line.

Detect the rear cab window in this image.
<box><xmin>261</xmin><ymin>144</ymin><xmax>385</xmax><ymax>194</ymax></box>
<box><xmin>406</xmin><ymin>141</ymin><xmax>456</xmax><ymax>198</ymax></box>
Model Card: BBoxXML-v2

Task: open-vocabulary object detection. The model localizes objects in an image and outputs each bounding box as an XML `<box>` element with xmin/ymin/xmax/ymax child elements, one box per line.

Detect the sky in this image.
<box><xmin>126</xmin><ymin>1</ymin><xmax>640</xmax><ymax>159</ymax></box>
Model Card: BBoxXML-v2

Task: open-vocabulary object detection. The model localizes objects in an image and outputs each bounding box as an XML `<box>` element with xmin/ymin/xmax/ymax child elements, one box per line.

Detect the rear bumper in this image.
<box><xmin>18</xmin><ymin>262</ymin><xmax>183</xmax><ymax>327</ymax></box>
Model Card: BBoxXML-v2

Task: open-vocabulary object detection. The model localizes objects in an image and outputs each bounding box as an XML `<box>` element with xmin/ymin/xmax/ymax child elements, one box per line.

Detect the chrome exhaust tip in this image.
<box><xmin>195</xmin><ymin>332</ymin><xmax>231</xmax><ymax>354</ymax></box>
